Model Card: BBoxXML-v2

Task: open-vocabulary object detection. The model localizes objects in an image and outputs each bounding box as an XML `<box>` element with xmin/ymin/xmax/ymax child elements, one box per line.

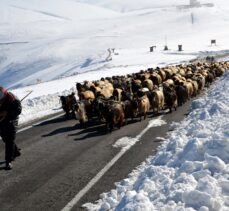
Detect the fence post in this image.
<box><xmin>211</xmin><ymin>40</ymin><xmax>216</xmax><ymax>46</ymax></box>
<box><xmin>150</xmin><ymin>46</ymin><xmax>156</xmax><ymax>52</ymax></box>
<box><xmin>164</xmin><ymin>45</ymin><xmax>168</xmax><ymax>51</ymax></box>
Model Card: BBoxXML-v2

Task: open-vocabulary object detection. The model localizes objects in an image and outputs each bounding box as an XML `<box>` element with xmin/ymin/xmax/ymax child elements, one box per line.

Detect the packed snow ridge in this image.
<box><xmin>84</xmin><ymin>71</ymin><xmax>229</xmax><ymax>211</ymax></box>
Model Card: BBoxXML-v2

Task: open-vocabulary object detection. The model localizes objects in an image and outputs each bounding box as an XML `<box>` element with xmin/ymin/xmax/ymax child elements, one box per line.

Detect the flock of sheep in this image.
<box><xmin>60</xmin><ymin>60</ymin><xmax>229</xmax><ymax>132</ymax></box>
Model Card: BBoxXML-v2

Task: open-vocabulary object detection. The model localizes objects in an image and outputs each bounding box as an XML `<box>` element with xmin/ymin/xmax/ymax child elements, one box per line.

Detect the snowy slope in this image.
<box><xmin>1</xmin><ymin>0</ymin><xmax>229</xmax><ymax>90</ymax></box>
<box><xmin>0</xmin><ymin>0</ymin><xmax>119</xmax><ymax>22</ymax></box>
<box><xmin>0</xmin><ymin>0</ymin><xmax>120</xmax><ymax>88</ymax></box>
<box><xmin>76</xmin><ymin>0</ymin><xmax>227</xmax><ymax>13</ymax></box>
<box><xmin>76</xmin><ymin>0</ymin><xmax>187</xmax><ymax>12</ymax></box>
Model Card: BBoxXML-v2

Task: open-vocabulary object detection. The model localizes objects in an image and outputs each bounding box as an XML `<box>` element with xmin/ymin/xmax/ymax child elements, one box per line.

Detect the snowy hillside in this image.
<box><xmin>77</xmin><ymin>0</ymin><xmax>227</xmax><ymax>12</ymax></box>
<box><xmin>76</xmin><ymin>0</ymin><xmax>187</xmax><ymax>12</ymax></box>
<box><xmin>1</xmin><ymin>0</ymin><xmax>229</xmax><ymax>91</ymax></box>
<box><xmin>0</xmin><ymin>0</ymin><xmax>120</xmax><ymax>89</ymax></box>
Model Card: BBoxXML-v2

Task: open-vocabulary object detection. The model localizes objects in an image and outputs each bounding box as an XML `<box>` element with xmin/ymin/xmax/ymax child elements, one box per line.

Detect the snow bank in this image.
<box><xmin>84</xmin><ymin>71</ymin><xmax>229</xmax><ymax>210</ymax></box>
<box><xmin>18</xmin><ymin>87</ymin><xmax>76</xmax><ymax>125</ymax></box>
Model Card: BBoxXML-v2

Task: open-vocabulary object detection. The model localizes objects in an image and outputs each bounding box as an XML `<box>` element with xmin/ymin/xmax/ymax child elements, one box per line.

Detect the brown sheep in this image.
<box><xmin>106</xmin><ymin>102</ymin><xmax>125</xmax><ymax>132</ymax></box>
<box><xmin>158</xmin><ymin>69</ymin><xmax>167</xmax><ymax>81</ymax></box>
<box><xmin>113</xmin><ymin>88</ymin><xmax>123</xmax><ymax>102</ymax></box>
<box><xmin>138</xmin><ymin>95</ymin><xmax>150</xmax><ymax>120</ymax></box>
<box><xmin>150</xmin><ymin>89</ymin><xmax>165</xmax><ymax>114</ymax></box>
<box><xmin>142</xmin><ymin>79</ymin><xmax>154</xmax><ymax>91</ymax></box>
<box><xmin>164</xmin><ymin>87</ymin><xmax>178</xmax><ymax>113</ymax></box>
<box><xmin>79</xmin><ymin>90</ymin><xmax>95</xmax><ymax>101</ymax></box>
<box><xmin>184</xmin><ymin>81</ymin><xmax>194</xmax><ymax>100</ymax></box>
<box><xmin>150</xmin><ymin>72</ymin><xmax>162</xmax><ymax>86</ymax></box>
<box><xmin>75</xmin><ymin>101</ymin><xmax>88</xmax><ymax>126</ymax></box>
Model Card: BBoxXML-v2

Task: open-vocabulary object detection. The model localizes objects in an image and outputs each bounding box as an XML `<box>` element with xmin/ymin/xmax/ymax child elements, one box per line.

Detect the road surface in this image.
<box><xmin>0</xmin><ymin>100</ymin><xmax>192</xmax><ymax>211</ymax></box>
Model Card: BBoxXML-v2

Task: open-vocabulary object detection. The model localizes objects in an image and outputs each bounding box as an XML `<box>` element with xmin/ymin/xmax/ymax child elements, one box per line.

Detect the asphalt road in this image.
<box><xmin>0</xmin><ymin>99</ymin><xmax>193</xmax><ymax>211</ymax></box>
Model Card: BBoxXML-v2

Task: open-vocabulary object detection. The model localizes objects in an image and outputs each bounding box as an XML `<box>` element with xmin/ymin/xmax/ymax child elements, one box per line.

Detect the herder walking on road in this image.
<box><xmin>0</xmin><ymin>86</ymin><xmax>22</xmax><ymax>170</ymax></box>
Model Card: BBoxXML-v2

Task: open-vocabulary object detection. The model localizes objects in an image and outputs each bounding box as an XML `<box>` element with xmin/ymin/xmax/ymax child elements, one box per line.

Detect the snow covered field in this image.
<box><xmin>1</xmin><ymin>0</ymin><xmax>229</xmax><ymax>210</ymax></box>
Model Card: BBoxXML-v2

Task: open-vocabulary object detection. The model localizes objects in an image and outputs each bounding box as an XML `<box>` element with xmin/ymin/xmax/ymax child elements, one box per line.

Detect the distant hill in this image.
<box><xmin>0</xmin><ymin>0</ymin><xmax>228</xmax><ymax>89</ymax></box>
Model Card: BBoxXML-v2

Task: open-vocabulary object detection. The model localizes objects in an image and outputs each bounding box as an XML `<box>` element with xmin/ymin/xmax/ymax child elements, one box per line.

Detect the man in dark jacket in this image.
<box><xmin>0</xmin><ymin>86</ymin><xmax>22</xmax><ymax>170</ymax></box>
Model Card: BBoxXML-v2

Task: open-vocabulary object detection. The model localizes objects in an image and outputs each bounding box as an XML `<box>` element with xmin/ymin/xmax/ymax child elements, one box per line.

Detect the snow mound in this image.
<box><xmin>84</xmin><ymin>71</ymin><xmax>229</xmax><ymax>211</ymax></box>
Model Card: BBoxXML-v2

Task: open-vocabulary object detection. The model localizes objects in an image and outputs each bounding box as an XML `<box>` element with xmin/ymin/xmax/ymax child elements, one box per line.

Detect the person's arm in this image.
<box><xmin>0</xmin><ymin>111</ymin><xmax>7</xmax><ymax>122</ymax></box>
<box><xmin>6</xmin><ymin>100</ymin><xmax>22</xmax><ymax>121</ymax></box>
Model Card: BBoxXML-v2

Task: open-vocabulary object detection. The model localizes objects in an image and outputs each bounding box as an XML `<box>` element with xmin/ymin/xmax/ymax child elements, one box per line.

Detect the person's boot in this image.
<box><xmin>5</xmin><ymin>162</ymin><xmax>13</xmax><ymax>170</ymax></box>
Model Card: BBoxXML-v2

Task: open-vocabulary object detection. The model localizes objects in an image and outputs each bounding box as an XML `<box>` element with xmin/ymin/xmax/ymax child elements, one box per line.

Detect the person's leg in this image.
<box><xmin>5</xmin><ymin>138</ymin><xmax>14</xmax><ymax>165</ymax></box>
<box><xmin>11</xmin><ymin>120</ymin><xmax>21</xmax><ymax>159</ymax></box>
<box><xmin>2</xmin><ymin>122</ymin><xmax>17</xmax><ymax>169</ymax></box>
<box><xmin>13</xmin><ymin>145</ymin><xmax>21</xmax><ymax>160</ymax></box>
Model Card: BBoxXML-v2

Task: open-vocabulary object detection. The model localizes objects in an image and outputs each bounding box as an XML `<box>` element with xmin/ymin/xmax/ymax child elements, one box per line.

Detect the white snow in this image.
<box><xmin>1</xmin><ymin>0</ymin><xmax>229</xmax><ymax>210</ymax></box>
<box><xmin>84</xmin><ymin>71</ymin><xmax>229</xmax><ymax>210</ymax></box>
